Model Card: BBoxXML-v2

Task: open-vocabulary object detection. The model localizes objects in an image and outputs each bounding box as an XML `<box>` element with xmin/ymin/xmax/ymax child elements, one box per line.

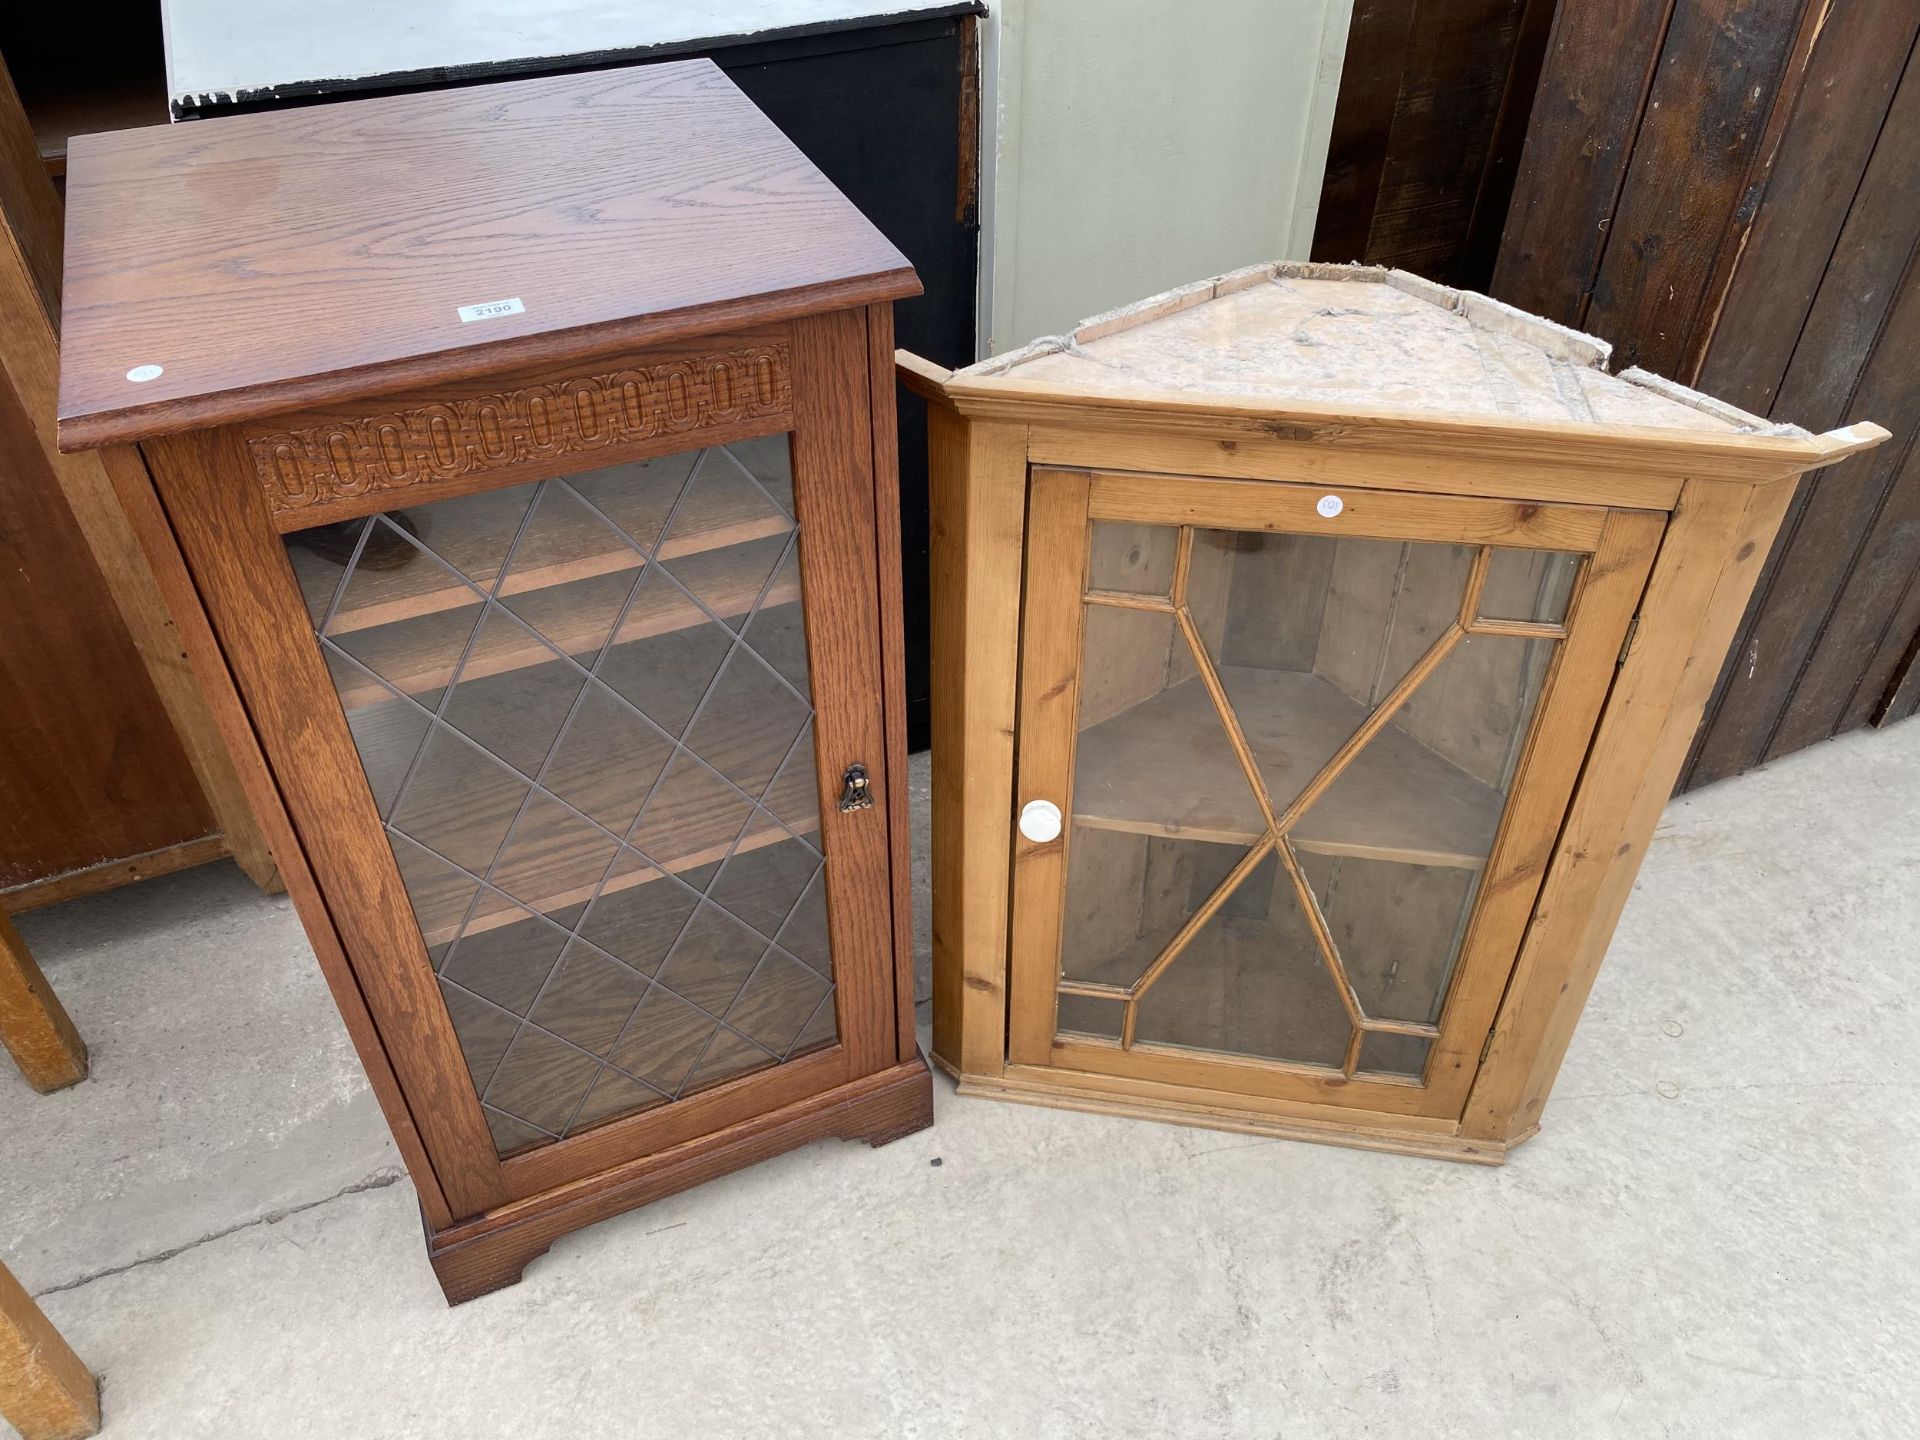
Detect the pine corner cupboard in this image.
<box><xmin>56</xmin><ymin>62</ymin><xmax>933</xmax><ymax>1303</ymax></box>
<box><xmin>901</xmin><ymin>262</ymin><xmax>1885</xmax><ymax>1163</ymax></box>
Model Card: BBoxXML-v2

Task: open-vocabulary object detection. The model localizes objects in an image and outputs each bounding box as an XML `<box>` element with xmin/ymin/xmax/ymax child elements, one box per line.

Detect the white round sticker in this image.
<box><xmin>126</xmin><ymin>364</ymin><xmax>164</xmax><ymax>383</ymax></box>
<box><xmin>1316</xmin><ymin>494</ymin><xmax>1344</xmax><ymax>518</ymax></box>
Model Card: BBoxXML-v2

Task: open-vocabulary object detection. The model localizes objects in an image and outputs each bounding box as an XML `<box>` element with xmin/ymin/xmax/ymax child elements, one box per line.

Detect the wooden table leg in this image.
<box><xmin>0</xmin><ymin>909</ymin><xmax>88</xmax><ymax>1093</ymax></box>
<box><xmin>0</xmin><ymin>1260</ymin><xmax>100</xmax><ymax>1440</ymax></box>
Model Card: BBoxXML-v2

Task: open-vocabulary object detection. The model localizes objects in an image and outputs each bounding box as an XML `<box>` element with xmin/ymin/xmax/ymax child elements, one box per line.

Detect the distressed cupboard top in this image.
<box><xmin>56</xmin><ymin>60</ymin><xmax>917</xmax><ymax>450</ymax></box>
<box><xmin>917</xmin><ymin>262</ymin><xmax>1884</xmax><ymax>485</ymax></box>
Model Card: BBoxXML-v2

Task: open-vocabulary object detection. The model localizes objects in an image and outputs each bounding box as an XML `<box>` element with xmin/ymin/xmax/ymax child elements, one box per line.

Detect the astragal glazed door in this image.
<box><xmin>1007</xmin><ymin>469</ymin><xmax>1662</xmax><ymax>1118</ymax></box>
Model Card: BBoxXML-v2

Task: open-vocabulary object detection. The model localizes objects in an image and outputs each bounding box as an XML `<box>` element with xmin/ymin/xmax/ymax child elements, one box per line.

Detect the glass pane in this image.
<box><xmin>741</xmin><ymin>550</ymin><xmax>808</xmax><ymax>690</ymax></box>
<box><xmin>529</xmin><ymin>943</ymin><xmax>651</xmax><ymax>1056</ymax></box>
<box><xmin>440</xmin><ymin>906</ymin><xmax>569</xmax><ymax>1015</ymax></box>
<box><xmin>1056</xmin><ymin>992</ymin><xmax>1124</xmax><ymax>1041</ymax></box>
<box><xmin>1481</xmin><ymin>548</ymin><xmax>1581</xmax><ymax>624</ymax></box>
<box><xmin>481</xmin><ymin>792</ymin><xmax>619</xmax><ymax>925</ymax></box>
<box><xmin>326</xmin><ymin>582</ymin><xmax>485</xmax><ymax>713</ymax></box>
<box><xmin>708</xmin><ymin>821</ymin><xmax>822</xmax><ymax>941</ymax></box>
<box><xmin>657</xmin><ymin>447</ymin><xmax>794</xmax><ymax>631</ymax></box>
<box><xmin>628</xmin><ymin>752</ymin><xmax>754</xmax><ymax>871</ymax></box>
<box><xmin>570</xmin><ymin>1070</ymin><xmax>669</xmax><ymax>1135</ymax></box>
<box><xmin>1297</xmin><ymin>631</ymin><xmax>1555</xmax><ymax>1023</ymax></box>
<box><xmin>387</xmin><ymin>729</ymin><xmax>529</xmax><ymax>877</ymax></box>
<box><xmin>576</xmin><ymin>852</ymin><xmax>710</xmax><ymax>978</ymax></box>
<box><xmin>1070</xmin><ymin>604</ymin><xmax>1265</xmax><ymax>843</ymax></box>
<box><xmin>388</xmin><ymin>833</ymin><xmax>479</xmax><ymax>963</ymax></box>
<box><xmin>761</xmin><ymin>723</ymin><xmax>822</xmax><ymax>835</ymax></box>
<box><xmin>567</xmin><ymin>450</ymin><xmax>700</xmax><ymax>551</ymax></box>
<box><xmin>722</xmin><ymin>433</ymin><xmax>795</xmax><ymax>516</ymax></box>
<box><xmin>724</xmin><ymin>948</ymin><xmax>833</xmax><ymax>1055</ymax></box>
<box><xmin>1300</xmin><ymin>853</ymin><xmax>1478</xmax><ymax>1028</ymax></box>
<box><xmin>684</xmin><ymin>1028</ymin><xmax>779</xmax><ymax>1094</ymax></box>
<box><xmin>1206</xmin><ymin>530</ymin><xmax>1474</xmax><ymax>814</ymax></box>
<box><xmin>1052</xmin><ymin>518</ymin><xmax>1570</xmax><ymax>1080</ymax></box>
<box><xmin>322</xmin><ymin>650</ymin><xmax>431</xmax><ymax>818</ymax></box>
<box><xmin>1245</xmin><ymin>533</ymin><xmax>1472</xmax><ymax>722</ymax></box>
<box><xmin>1357</xmin><ymin>1033</ymin><xmax>1431</xmax><ymax>1080</ymax></box>
<box><xmin>285</xmin><ymin>436</ymin><xmax>842</xmax><ymax>1157</ymax></box>
<box><xmin>486</xmin><ymin>1028</ymin><xmax>603</xmax><ymax>1141</ymax></box>
<box><xmin>776</xmin><ymin>868</ymin><xmax>832</xmax><ymax>981</ymax></box>
<box><xmin>654</xmin><ymin>902</ymin><xmax>771</xmax><ymax>1015</ymax></box>
<box><xmin>608</xmin><ymin>987</ymin><xmax>726</xmax><ymax>1093</ymax></box>
<box><xmin>491</xmin><ymin>486</ymin><xmax>642</xmax><ymax>666</ymax></box>
<box><xmin>288</xmin><ymin>494</ymin><xmax>520</xmax><ymax>635</ymax></box>
<box><xmin>543</xmin><ymin>685</ymin><xmax>673</xmax><ymax>834</ymax></box>
<box><xmin>685</xmin><ymin>646</ymin><xmax>811</xmax><ymax>796</ymax></box>
<box><xmin>437</xmin><ymin>610</ymin><xmax>585</xmax><ymax>776</ymax></box>
<box><xmin>439</xmin><ymin>980</ymin><xmax>518</xmax><ymax>1091</ymax></box>
<box><xmin>1059</xmin><ymin>830</ymin><xmax>1247</xmax><ymax>989</ymax></box>
<box><xmin>1088</xmin><ymin>520</ymin><xmax>1175</xmax><ymax>595</ymax></box>
<box><xmin>1133</xmin><ymin>850</ymin><xmax>1351</xmax><ymax>1067</ymax></box>
<box><xmin>1065</xmin><ymin>597</ymin><xmax>1263</xmax><ymax>996</ymax></box>
<box><xmin>596</xmin><ymin>568</ymin><xmax>734</xmax><ymax>740</ymax></box>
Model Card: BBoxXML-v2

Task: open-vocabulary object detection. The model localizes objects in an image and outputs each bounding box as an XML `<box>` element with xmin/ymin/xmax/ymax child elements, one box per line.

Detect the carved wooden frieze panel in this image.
<box><xmin>249</xmin><ymin>343</ymin><xmax>792</xmax><ymax>517</ymax></box>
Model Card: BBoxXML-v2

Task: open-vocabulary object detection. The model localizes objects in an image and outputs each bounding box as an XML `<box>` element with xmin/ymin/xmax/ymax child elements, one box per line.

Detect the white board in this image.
<box><xmin>163</xmin><ymin>0</ymin><xmax>966</xmax><ymax>108</ymax></box>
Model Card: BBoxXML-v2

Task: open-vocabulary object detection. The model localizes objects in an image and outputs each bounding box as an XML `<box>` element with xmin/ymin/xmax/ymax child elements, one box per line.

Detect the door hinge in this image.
<box><xmin>1479</xmin><ymin>1029</ymin><xmax>1497</xmax><ymax>1066</ymax></box>
<box><xmin>1617</xmin><ymin>613</ymin><xmax>1642</xmax><ymax>665</ymax></box>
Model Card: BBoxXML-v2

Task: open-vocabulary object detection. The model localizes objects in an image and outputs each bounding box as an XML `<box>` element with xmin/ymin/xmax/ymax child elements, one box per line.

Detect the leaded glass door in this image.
<box><xmin>281</xmin><ymin>425</ymin><xmax>895</xmax><ymax>1176</ymax></box>
<box><xmin>1008</xmin><ymin>469</ymin><xmax>1662</xmax><ymax>1117</ymax></box>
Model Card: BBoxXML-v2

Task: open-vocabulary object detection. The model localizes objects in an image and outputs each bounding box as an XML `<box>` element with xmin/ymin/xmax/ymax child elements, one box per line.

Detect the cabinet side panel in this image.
<box><xmin>865</xmin><ymin>303</ymin><xmax>919</xmax><ymax>1062</ymax></box>
<box><xmin>0</xmin><ymin>367</ymin><xmax>217</xmax><ymax>889</ymax></box>
<box><xmin>927</xmin><ymin>410</ymin><xmax>1027</xmax><ymax>1077</ymax></box>
<box><xmin>142</xmin><ymin>427</ymin><xmax>505</xmax><ymax>1218</ymax></box>
<box><xmin>1462</xmin><ymin>477</ymin><xmax>1796</xmax><ymax>1141</ymax></box>
<box><xmin>0</xmin><ymin>178</ymin><xmax>278</xmax><ymax>894</ymax></box>
<box><xmin>113</xmin><ymin>438</ymin><xmax>454</xmax><ymax>1227</ymax></box>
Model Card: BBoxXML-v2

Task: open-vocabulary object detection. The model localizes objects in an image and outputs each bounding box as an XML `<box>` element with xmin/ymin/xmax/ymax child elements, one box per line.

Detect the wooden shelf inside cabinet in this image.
<box><xmin>1073</xmin><ymin>669</ymin><xmax>1502</xmax><ymax>869</ymax></box>
<box><xmin>58</xmin><ymin>61</ymin><xmax>929</xmax><ymax>1304</ymax></box>
<box><xmin>323</xmin><ymin>548</ymin><xmax>801</xmax><ymax>709</ymax></box>
<box><xmin>400</xmin><ymin>811</ymin><xmax>821</xmax><ymax>952</ymax></box>
<box><xmin>287</xmin><ymin>458</ymin><xmax>796</xmax><ymax>638</ymax></box>
<box><xmin>337</xmin><ymin>623</ymin><xmax>825</xmax><ymax>948</ymax></box>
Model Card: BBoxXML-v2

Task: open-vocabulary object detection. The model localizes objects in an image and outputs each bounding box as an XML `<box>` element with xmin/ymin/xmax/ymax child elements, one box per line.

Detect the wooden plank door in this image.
<box><xmin>145</xmin><ymin>318</ymin><xmax>899</xmax><ymax>1215</ymax></box>
<box><xmin>1007</xmin><ymin>468</ymin><xmax>1662</xmax><ymax>1119</ymax></box>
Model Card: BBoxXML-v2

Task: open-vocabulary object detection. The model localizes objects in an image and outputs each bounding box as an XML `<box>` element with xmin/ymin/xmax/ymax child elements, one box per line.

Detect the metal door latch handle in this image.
<box><xmin>839</xmin><ymin>762</ymin><xmax>874</xmax><ymax>812</ymax></box>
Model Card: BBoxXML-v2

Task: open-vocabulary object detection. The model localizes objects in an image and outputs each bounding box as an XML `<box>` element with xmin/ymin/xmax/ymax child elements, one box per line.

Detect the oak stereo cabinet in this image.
<box><xmin>56</xmin><ymin>62</ymin><xmax>932</xmax><ymax>1302</ymax></box>
<box><xmin>903</xmin><ymin>263</ymin><xmax>1885</xmax><ymax>1162</ymax></box>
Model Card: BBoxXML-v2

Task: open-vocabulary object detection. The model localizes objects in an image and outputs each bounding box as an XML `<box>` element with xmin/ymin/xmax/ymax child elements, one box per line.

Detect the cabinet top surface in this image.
<box><xmin>929</xmin><ymin>262</ymin><xmax>1887</xmax><ymax>480</ymax></box>
<box><xmin>56</xmin><ymin>60</ymin><xmax>917</xmax><ymax>449</ymax></box>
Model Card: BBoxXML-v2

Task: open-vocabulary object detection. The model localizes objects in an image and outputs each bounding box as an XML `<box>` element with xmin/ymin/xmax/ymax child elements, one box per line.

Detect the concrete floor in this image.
<box><xmin>5</xmin><ymin>732</ymin><xmax>1917</xmax><ymax>1438</ymax></box>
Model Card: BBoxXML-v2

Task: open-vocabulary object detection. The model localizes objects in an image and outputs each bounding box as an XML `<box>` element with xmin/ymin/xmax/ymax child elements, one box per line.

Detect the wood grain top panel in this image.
<box><xmin>57</xmin><ymin>61</ymin><xmax>917</xmax><ymax>449</ymax></box>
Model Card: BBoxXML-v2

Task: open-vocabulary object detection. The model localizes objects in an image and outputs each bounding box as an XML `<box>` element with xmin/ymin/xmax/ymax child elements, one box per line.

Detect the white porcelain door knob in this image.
<box><xmin>1019</xmin><ymin>799</ymin><xmax>1064</xmax><ymax>844</ymax></box>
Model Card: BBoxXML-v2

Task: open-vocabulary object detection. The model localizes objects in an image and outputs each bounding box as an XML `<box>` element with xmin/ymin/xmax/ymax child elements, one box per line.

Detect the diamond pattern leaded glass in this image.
<box><xmin>284</xmin><ymin>439</ymin><xmax>837</xmax><ymax>1156</ymax></box>
<box><xmin>1057</xmin><ymin>523</ymin><xmax>1585</xmax><ymax>1081</ymax></box>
